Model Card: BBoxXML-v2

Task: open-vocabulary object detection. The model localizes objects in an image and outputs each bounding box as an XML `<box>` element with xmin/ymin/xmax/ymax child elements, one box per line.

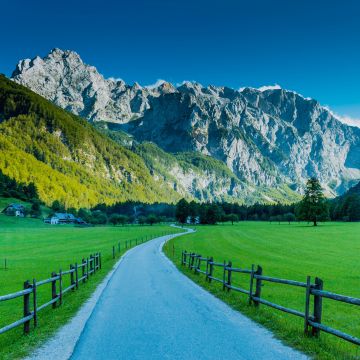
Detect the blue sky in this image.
<box><xmin>1</xmin><ymin>0</ymin><xmax>360</xmax><ymax>123</ymax></box>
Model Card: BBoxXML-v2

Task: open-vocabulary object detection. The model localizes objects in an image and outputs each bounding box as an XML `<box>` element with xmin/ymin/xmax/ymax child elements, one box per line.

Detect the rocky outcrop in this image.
<box><xmin>12</xmin><ymin>49</ymin><xmax>360</xmax><ymax>198</ymax></box>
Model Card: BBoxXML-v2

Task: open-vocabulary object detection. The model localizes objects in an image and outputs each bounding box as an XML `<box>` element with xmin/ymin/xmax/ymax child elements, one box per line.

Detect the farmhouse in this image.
<box><xmin>186</xmin><ymin>216</ymin><xmax>200</xmax><ymax>224</ymax></box>
<box><xmin>2</xmin><ymin>203</ymin><xmax>25</xmax><ymax>217</ymax></box>
<box><xmin>44</xmin><ymin>213</ymin><xmax>85</xmax><ymax>225</ymax></box>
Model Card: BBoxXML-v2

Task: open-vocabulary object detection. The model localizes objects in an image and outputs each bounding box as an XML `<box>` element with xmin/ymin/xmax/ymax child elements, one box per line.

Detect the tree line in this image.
<box><xmin>50</xmin><ymin>200</ymin><xmax>176</xmax><ymax>226</ymax></box>
<box><xmin>2</xmin><ymin>172</ymin><xmax>359</xmax><ymax>225</ymax></box>
<box><xmin>176</xmin><ymin>178</ymin><xmax>360</xmax><ymax>225</ymax></box>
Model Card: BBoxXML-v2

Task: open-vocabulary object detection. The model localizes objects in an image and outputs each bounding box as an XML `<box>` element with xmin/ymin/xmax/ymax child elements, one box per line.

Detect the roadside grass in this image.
<box><xmin>0</xmin><ymin>215</ymin><xmax>182</xmax><ymax>359</ymax></box>
<box><xmin>164</xmin><ymin>221</ymin><xmax>360</xmax><ymax>360</ymax></box>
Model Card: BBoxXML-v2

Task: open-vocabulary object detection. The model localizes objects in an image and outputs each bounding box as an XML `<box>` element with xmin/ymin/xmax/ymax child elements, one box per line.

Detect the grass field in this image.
<box><xmin>164</xmin><ymin>221</ymin><xmax>360</xmax><ymax>360</ymax></box>
<box><xmin>0</xmin><ymin>214</ymin><xmax>182</xmax><ymax>359</ymax></box>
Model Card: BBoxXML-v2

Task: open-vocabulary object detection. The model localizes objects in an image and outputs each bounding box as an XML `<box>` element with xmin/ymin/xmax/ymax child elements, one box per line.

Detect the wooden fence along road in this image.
<box><xmin>0</xmin><ymin>253</ymin><xmax>101</xmax><ymax>336</ymax></box>
<box><xmin>0</xmin><ymin>231</ymin><xmax>168</xmax><ymax>338</ymax></box>
<box><xmin>182</xmin><ymin>250</ymin><xmax>360</xmax><ymax>347</ymax></box>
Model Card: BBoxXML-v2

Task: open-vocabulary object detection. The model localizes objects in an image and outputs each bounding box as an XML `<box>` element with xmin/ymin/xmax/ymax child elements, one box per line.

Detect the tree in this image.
<box><xmin>347</xmin><ymin>194</ymin><xmax>360</xmax><ymax>221</ymax></box>
<box><xmin>78</xmin><ymin>208</ymin><xmax>92</xmax><ymax>223</ymax></box>
<box><xmin>297</xmin><ymin>178</ymin><xmax>328</xmax><ymax>226</ymax></box>
<box><xmin>109</xmin><ymin>214</ymin><xmax>120</xmax><ymax>226</ymax></box>
<box><xmin>284</xmin><ymin>212</ymin><xmax>296</xmax><ymax>224</ymax></box>
<box><xmin>224</xmin><ymin>213</ymin><xmax>239</xmax><ymax>225</ymax></box>
<box><xmin>51</xmin><ymin>200</ymin><xmax>65</xmax><ymax>212</ymax></box>
<box><xmin>200</xmin><ymin>204</ymin><xmax>223</xmax><ymax>225</ymax></box>
<box><xmin>175</xmin><ymin>199</ymin><xmax>189</xmax><ymax>223</ymax></box>
<box><xmin>146</xmin><ymin>214</ymin><xmax>158</xmax><ymax>226</ymax></box>
<box><xmin>90</xmin><ymin>210</ymin><xmax>108</xmax><ymax>225</ymax></box>
<box><xmin>30</xmin><ymin>201</ymin><xmax>41</xmax><ymax>218</ymax></box>
<box><xmin>24</xmin><ymin>182</ymin><xmax>38</xmax><ymax>201</ymax></box>
<box><xmin>138</xmin><ymin>215</ymin><xmax>146</xmax><ymax>225</ymax></box>
<box><xmin>118</xmin><ymin>215</ymin><xmax>129</xmax><ymax>226</ymax></box>
<box><xmin>188</xmin><ymin>201</ymin><xmax>199</xmax><ymax>224</ymax></box>
<box><xmin>108</xmin><ymin>214</ymin><xmax>128</xmax><ymax>226</ymax></box>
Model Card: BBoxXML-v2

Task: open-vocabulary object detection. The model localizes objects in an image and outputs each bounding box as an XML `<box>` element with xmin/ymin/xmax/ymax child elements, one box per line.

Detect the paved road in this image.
<box><xmin>70</xmin><ymin>230</ymin><xmax>307</xmax><ymax>360</ymax></box>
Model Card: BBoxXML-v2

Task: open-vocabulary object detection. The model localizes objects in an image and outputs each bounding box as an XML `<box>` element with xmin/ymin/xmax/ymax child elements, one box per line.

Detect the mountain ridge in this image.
<box><xmin>11</xmin><ymin>49</ymin><xmax>360</xmax><ymax>198</ymax></box>
<box><xmin>0</xmin><ymin>75</ymin><xmax>180</xmax><ymax>207</ymax></box>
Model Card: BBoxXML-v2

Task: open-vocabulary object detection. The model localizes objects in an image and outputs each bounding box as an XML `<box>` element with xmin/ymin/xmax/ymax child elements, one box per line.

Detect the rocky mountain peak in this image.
<box><xmin>10</xmin><ymin>49</ymin><xmax>360</xmax><ymax>198</ymax></box>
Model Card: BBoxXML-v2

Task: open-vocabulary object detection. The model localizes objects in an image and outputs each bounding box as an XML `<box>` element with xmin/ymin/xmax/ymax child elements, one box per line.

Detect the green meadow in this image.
<box><xmin>165</xmin><ymin>221</ymin><xmax>360</xmax><ymax>360</ymax></box>
<box><xmin>0</xmin><ymin>214</ymin><xmax>181</xmax><ymax>359</ymax></box>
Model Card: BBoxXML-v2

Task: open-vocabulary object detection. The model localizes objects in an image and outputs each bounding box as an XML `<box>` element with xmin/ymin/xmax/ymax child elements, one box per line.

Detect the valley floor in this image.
<box><xmin>35</xmin><ymin>229</ymin><xmax>306</xmax><ymax>360</ymax></box>
<box><xmin>164</xmin><ymin>221</ymin><xmax>360</xmax><ymax>360</ymax></box>
<box><xmin>0</xmin><ymin>215</ymin><xmax>181</xmax><ymax>359</ymax></box>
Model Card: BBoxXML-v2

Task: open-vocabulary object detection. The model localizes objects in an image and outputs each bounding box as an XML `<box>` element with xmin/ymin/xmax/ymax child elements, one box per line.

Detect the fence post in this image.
<box><xmin>190</xmin><ymin>253</ymin><xmax>195</xmax><ymax>269</ymax></box>
<box><xmin>86</xmin><ymin>258</ymin><xmax>89</xmax><ymax>280</ymax></box>
<box><xmin>23</xmin><ymin>280</ymin><xmax>31</xmax><ymax>334</ymax></box>
<box><xmin>304</xmin><ymin>276</ymin><xmax>311</xmax><ymax>334</ymax></box>
<box><xmin>82</xmin><ymin>258</ymin><xmax>86</xmax><ymax>283</ymax></box>
<box><xmin>227</xmin><ymin>261</ymin><xmax>232</xmax><ymax>292</ymax></box>
<box><xmin>99</xmin><ymin>252</ymin><xmax>102</xmax><ymax>269</ymax></box>
<box><xmin>59</xmin><ymin>269</ymin><xmax>63</xmax><ymax>305</ymax></box>
<box><xmin>253</xmin><ymin>265</ymin><xmax>263</xmax><ymax>307</ymax></box>
<box><xmin>195</xmin><ymin>255</ymin><xmax>201</xmax><ymax>274</ymax></box>
<box><xmin>112</xmin><ymin>246</ymin><xmax>115</xmax><ymax>259</ymax></box>
<box><xmin>312</xmin><ymin>277</ymin><xmax>323</xmax><ymax>337</ymax></box>
<box><xmin>206</xmin><ymin>257</ymin><xmax>210</xmax><ymax>280</ymax></box>
<box><xmin>90</xmin><ymin>255</ymin><xmax>94</xmax><ymax>275</ymax></box>
<box><xmin>32</xmin><ymin>278</ymin><xmax>37</xmax><ymax>327</ymax></box>
<box><xmin>51</xmin><ymin>271</ymin><xmax>57</xmax><ymax>308</ymax></box>
<box><xmin>70</xmin><ymin>264</ymin><xmax>75</xmax><ymax>290</ymax></box>
<box><xmin>248</xmin><ymin>264</ymin><xmax>255</xmax><ymax>305</ymax></box>
<box><xmin>118</xmin><ymin>242</ymin><xmax>120</xmax><ymax>253</ymax></box>
<box><xmin>208</xmin><ymin>257</ymin><xmax>214</xmax><ymax>283</ymax></box>
<box><xmin>75</xmin><ymin>262</ymin><xmax>79</xmax><ymax>289</ymax></box>
<box><xmin>222</xmin><ymin>261</ymin><xmax>227</xmax><ymax>290</ymax></box>
<box><xmin>183</xmin><ymin>251</ymin><xmax>187</xmax><ymax>265</ymax></box>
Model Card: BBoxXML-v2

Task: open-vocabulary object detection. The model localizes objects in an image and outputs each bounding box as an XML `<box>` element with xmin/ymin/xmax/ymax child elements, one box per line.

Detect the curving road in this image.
<box><xmin>69</xmin><ymin>229</ymin><xmax>307</xmax><ymax>360</ymax></box>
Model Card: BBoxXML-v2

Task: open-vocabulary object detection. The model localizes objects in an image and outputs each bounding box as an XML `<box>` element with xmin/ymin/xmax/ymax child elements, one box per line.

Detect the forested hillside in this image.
<box><xmin>0</xmin><ymin>75</ymin><xmax>179</xmax><ymax>208</ymax></box>
<box><xmin>330</xmin><ymin>181</ymin><xmax>360</xmax><ymax>221</ymax></box>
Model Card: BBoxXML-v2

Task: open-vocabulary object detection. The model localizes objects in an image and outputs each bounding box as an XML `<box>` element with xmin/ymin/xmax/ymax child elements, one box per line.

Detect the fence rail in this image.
<box><xmin>181</xmin><ymin>250</ymin><xmax>360</xmax><ymax>346</ymax></box>
<box><xmin>0</xmin><ymin>253</ymin><xmax>101</xmax><ymax>336</ymax></box>
<box><xmin>0</xmin><ymin>228</ymin><xmax>175</xmax><ymax>338</ymax></box>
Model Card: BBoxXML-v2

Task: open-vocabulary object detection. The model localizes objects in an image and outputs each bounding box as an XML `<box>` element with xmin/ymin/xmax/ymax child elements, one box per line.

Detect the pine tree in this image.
<box><xmin>298</xmin><ymin>177</ymin><xmax>328</xmax><ymax>226</ymax></box>
<box><xmin>175</xmin><ymin>199</ymin><xmax>189</xmax><ymax>223</ymax></box>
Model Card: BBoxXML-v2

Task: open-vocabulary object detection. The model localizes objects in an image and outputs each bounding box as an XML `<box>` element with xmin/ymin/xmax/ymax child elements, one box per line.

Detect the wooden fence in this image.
<box><xmin>0</xmin><ymin>253</ymin><xmax>101</xmax><ymax>336</ymax></box>
<box><xmin>181</xmin><ymin>250</ymin><xmax>360</xmax><ymax>346</ymax></box>
<box><xmin>0</xmin><ymin>229</ymin><xmax>174</xmax><ymax>337</ymax></box>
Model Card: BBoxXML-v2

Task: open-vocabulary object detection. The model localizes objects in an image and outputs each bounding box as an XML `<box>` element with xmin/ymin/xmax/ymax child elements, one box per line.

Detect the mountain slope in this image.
<box><xmin>330</xmin><ymin>180</ymin><xmax>360</xmax><ymax>221</ymax></box>
<box><xmin>134</xmin><ymin>143</ymin><xmax>299</xmax><ymax>203</ymax></box>
<box><xmin>11</xmin><ymin>49</ymin><xmax>360</xmax><ymax>198</ymax></box>
<box><xmin>0</xmin><ymin>75</ymin><xmax>180</xmax><ymax>208</ymax></box>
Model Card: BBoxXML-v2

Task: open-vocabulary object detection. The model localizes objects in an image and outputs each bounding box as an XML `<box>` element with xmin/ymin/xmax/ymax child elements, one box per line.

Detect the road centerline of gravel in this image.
<box><xmin>68</xmin><ymin>227</ymin><xmax>307</xmax><ymax>360</ymax></box>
